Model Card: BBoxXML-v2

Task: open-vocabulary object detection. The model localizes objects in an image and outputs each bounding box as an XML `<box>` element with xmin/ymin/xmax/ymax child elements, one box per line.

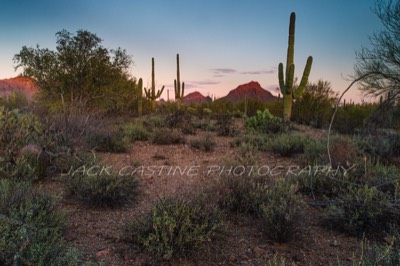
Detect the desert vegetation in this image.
<box><xmin>1</xmin><ymin>1</ymin><xmax>400</xmax><ymax>265</ymax></box>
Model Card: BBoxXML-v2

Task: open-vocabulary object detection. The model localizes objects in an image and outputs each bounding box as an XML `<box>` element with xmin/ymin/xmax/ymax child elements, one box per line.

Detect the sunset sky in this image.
<box><xmin>0</xmin><ymin>0</ymin><xmax>382</xmax><ymax>101</ymax></box>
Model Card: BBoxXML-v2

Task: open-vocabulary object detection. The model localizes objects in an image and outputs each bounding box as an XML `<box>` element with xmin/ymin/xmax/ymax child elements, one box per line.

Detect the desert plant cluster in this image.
<box><xmin>1</xmin><ymin>3</ymin><xmax>400</xmax><ymax>265</ymax></box>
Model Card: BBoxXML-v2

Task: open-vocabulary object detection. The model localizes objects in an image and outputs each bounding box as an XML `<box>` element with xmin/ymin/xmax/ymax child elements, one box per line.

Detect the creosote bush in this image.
<box><xmin>261</xmin><ymin>178</ymin><xmax>304</xmax><ymax>242</ymax></box>
<box><xmin>122</xmin><ymin>122</ymin><xmax>150</xmax><ymax>142</ymax></box>
<box><xmin>64</xmin><ymin>168</ymin><xmax>139</xmax><ymax>208</ymax></box>
<box><xmin>85</xmin><ymin>126</ymin><xmax>129</xmax><ymax>153</ymax></box>
<box><xmin>325</xmin><ymin>184</ymin><xmax>397</xmax><ymax>236</ymax></box>
<box><xmin>219</xmin><ymin>174</ymin><xmax>270</xmax><ymax>215</ymax></box>
<box><xmin>265</xmin><ymin>133</ymin><xmax>309</xmax><ymax>157</ymax></box>
<box><xmin>151</xmin><ymin>128</ymin><xmax>186</xmax><ymax>145</ymax></box>
<box><xmin>190</xmin><ymin>135</ymin><xmax>216</xmax><ymax>152</ymax></box>
<box><xmin>124</xmin><ymin>197</ymin><xmax>224</xmax><ymax>261</ymax></box>
<box><xmin>0</xmin><ymin>180</ymin><xmax>86</xmax><ymax>265</ymax></box>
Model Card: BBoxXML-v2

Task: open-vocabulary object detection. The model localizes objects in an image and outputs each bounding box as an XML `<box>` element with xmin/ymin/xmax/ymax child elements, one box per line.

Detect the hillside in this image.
<box><xmin>219</xmin><ymin>81</ymin><xmax>277</xmax><ymax>103</ymax></box>
<box><xmin>0</xmin><ymin>76</ymin><xmax>38</xmax><ymax>100</ymax></box>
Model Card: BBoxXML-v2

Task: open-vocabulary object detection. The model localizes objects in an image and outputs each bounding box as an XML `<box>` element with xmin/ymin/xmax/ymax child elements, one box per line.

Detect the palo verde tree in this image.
<box><xmin>14</xmin><ymin>29</ymin><xmax>135</xmax><ymax>113</ymax></box>
<box><xmin>355</xmin><ymin>0</ymin><xmax>400</xmax><ymax>103</ymax></box>
<box><xmin>278</xmin><ymin>12</ymin><xmax>313</xmax><ymax>123</ymax></box>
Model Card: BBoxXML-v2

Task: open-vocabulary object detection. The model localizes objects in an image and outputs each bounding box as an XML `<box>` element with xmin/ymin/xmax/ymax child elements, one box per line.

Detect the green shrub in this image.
<box><xmin>151</xmin><ymin>128</ymin><xmax>186</xmax><ymax>145</ymax></box>
<box><xmin>190</xmin><ymin>135</ymin><xmax>216</xmax><ymax>152</ymax></box>
<box><xmin>122</xmin><ymin>122</ymin><xmax>149</xmax><ymax>142</ymax></box>
<box><xmin>333</xmin><ymin>104</ymin><xmax>376</xmax><ymax>134</ymax></box>
<box><xmin>246</xmin><ymin>109</ymin><xmax>285</xmax><ymax>134</ymax></box>
<box><xmin>215</xmin><ymin>114</ymin><xmax>238</xmax><ymax>136</ymax></box>
<box><xmin>219</xmin><ymin>175</ymin><xmax>270</xmax><ymax>215</ymax></box>
<box><xmin>265</xmin><ymin>134</ymin><xmax>308</xmax><ymax>157</ymax></box>
<box><xmin>125</xmin><ymin>197</ymin><xmax>224</xmax><ymax>261</ymax></box>
<box><xmin>325</xmin><ymin>185</ymin><xmax>396</xmax><ymax>236</ymax></box>
<box><xmin>192</xmin><ymin>119</ymin><xmax>215</xmax><ymax>132</ymax></box>
<box><xmin>0</xmin><ymin>180</ymin><xmax>86</xmax><ymax>265</ymax></box>
<box><xmin>65</xmin><ymin>169</ymin><xmax>139</xmax><ymax>208</ymax></box>
<box><xmin>142</xmin><ymin>115</ymin><xmax>164</xmax><ymax>130</ymax></box>
<box><xmin>165</xmin><ymin>109</ymin><xmax>196</xmax><ymax>135</ymax></box>
<box><xmin>355</xmin><ymin>132</ymin><xmax>400</xmax><ymax>162</ymax></box>
<box><xmin>261</xmin><ymin>178</ymin><xmax>304</xmax><ymax>242</ymax></box>
<box><xmin>85</xmin><ymin>126</ymin><xmax>129</xmax><ymax>153</ymax></box>
<box><xmin>0</xmin><ymin>91</ymin><xmax>29</xmax><ymax>110</ymax></box>
<box><xmin>0</xmin><ymin>107</ymin><xmax>42</xmax><ymax>171</ymax></box>
<box><xmin>302</xmin><ymin>138</ymin><xmax>328</xmax><ymax>166</ymax></box>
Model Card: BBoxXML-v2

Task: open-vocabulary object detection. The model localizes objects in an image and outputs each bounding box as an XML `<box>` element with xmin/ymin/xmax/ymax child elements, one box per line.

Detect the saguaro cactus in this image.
<box><xmin>278</xmin><ymin>12</ymin><xmax>313</xmax><ymax>123</ymax></box>
<box><xmin>174</xmin><ymin>54</ymin><xmax>185</xmax><ymax>104</ymax></box>
<box><xmin>137</xmin><ymin>78</ymin><xmax>143</xmax><ymax>116</ymax></box>
<box><xmin>144</xmin><ymin>57</ymin><xmax>165</xmax><ymax>109</ymax></box>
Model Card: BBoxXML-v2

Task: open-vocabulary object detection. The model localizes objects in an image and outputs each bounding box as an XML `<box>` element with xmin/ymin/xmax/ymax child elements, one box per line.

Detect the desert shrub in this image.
<box><xmin>355</xmin><ymin>132</ymin><xmax>400</xmax><ymax>163</ymax></box>
<box><xmin>124</xmin><ymin>197</ymin><xmax>224</xmax><ymax>261</ymax></box>
<box><xmin>0</xmin><ymin>91</ymin><xmax>29</xmax><ymax>110</ymax></box>
<box><xmin>333</xmin><ymin>104</ymin><xmax>375</xmax><ymax>134</ymax></box>
<box><xmin>325</xmin><ymin>185</ymin><xmax>397</xmax><ymax>236</ymax></box>
<box><xmin>246</xmin><ymin>109</ymin><xmax>285</xmax><ymax>134</ymax></box>
<box><xmin>301</xmin><ymin>138</ymin><xmax>328</xmax><ymax>166</ymax></box>
<box><xmin>339</xmin><ymin>237</ymin><xmax>400</xmax><ymax>266</ymax></box>
<box><xmin>0</xmin><ymin>107</ymin><xmax>42</xmax><ymax>163</ymax></box>
<box><xmin>192</xmin><ymin>119</ymin><xmax>215</xmax><ymax>132</ymax></box>
<box><xmin>230</xmin><ymin>133</ymin><xmax>269</xmax><ymax>151</ymax></box>
<box><xmin>122</xmin><ymin>122</ymin><xmax>149</xmax><ymax>142</ymax></box>
<box><xmin>151</xmin><ymin>128</ymin><xmax>186</xmax><ymax>145</ymax></box>
<box><xmin>0</xmin><ymin>180</ymin><xmax>86</xmax><ymax>265</ymax></box>
<box><xmin>215</xmin><ymin>113</ymin><xmax>238</xmax><ymax>136</ymax></box>
<box><xmin>292</xmin><ymin>80</ymin><xmax>337</xmax><ymax>128</ymax></box>
<box><xmin>165</xmin><ymin>109</ymin><xmax>196</xmax><ymax>135</ymax></box>
<box><xmin>219</xmin><ymin>174</ymin><xmax>270</xmax><ymax>215</ymax></box>
<box><xmin>190</xmin><ymin>135</ymin><xmax>216</xmax><ymax>152</ymax></box>
<box><xmin>265</xmin><ymin>134</ymin><xmax>309</xmax><ymax>157</ymax></box>
<box><xmin>142</xmin><ymin>115</ymin><xmax>164</xmax><ymax>130</ymax></box>
<box><xmin>64</xmin><ymin>168</ymin><xmax>139</xmax><ymax>208</ymax></box>
<box><xmin>328</xmin><ymin>135</ymin><xmax>360</xmax><ymax>168</ymax></box>
<box><xmin>261</xmin><ymin>178</ymin><xmax>304</xmax><ymax>242</ymax></box>
<box><xmin>85</xmin><ymin>126</ymin><xmax>129</xmax><ymax>152</ymax></box>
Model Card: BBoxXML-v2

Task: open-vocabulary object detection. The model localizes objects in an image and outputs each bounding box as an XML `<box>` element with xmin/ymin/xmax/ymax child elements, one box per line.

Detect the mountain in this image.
<box><xmin>219</xmin><ymin>81</ymin><xmax>277</xmax><ymax>103</ymax></box>
<box><xmin>0</xmin><ymin>76</ymin><xmax>38</xmax><ymax>100</ymax></box>
<box><xmin>183</xmin><ymin>91</ymin><xmax>212</xmax><ymax>104</ymax></box>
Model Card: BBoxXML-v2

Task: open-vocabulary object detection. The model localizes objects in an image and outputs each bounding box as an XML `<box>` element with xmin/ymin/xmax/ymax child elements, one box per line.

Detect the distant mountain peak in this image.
<box><xmin>220</xmin><ymin>81</ymin><xmax>277</xmax><ymax>103</ymax></box>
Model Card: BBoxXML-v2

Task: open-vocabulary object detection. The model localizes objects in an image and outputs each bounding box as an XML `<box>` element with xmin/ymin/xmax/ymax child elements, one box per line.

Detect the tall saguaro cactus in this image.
<box><xmin>278</xmin><ymin>12</ymin><xmax>313</xmax><ymax>123</ymax></box>
<box><xmin>144</xmin><ymin>57</ymin><xmax>165</xmax><ymax>109</ymax></box>
<box><xmin>137</xmin><ymin>78</ymin><xmax>143</xmax><ymax>116</ymax></box>
<box><xmin>174</xmin><ymin>54</ymin><xmax>185</xmax><ymax>105</ymax></box>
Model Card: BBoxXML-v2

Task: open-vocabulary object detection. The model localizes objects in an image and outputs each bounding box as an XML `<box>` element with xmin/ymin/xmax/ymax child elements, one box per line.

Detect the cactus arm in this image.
<box><xmin>294</xmin><ymin>56</ymin><xmax>313</xmax><ymax>98</ymax></box>
<box><xmin>278</xmin><ymin>63</ymin><xmax>285</xmax><ymax>94</ymax></box>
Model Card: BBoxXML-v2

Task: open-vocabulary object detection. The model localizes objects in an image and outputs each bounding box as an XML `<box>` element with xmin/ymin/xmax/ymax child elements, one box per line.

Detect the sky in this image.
<box><xmin>0</xmin><ymin>0</ymin><xmax>383</xmax><ymax>101</ymax></box>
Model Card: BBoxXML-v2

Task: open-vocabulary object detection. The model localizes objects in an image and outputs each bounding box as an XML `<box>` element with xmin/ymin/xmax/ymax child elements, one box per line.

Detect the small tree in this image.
<box><xmin>292</xmin><ymin>80</ymin><xmax>337</xmax><ymax>128</ymax></box>
<box><xmin>14</xmin><ymin>29</ymin><xmax>135</xmax><ymax>112</ymax></box>
<box><xmin>355</xmin><ymin>0</ymin><xmax>400</xmax><ymax>103</ymax></box>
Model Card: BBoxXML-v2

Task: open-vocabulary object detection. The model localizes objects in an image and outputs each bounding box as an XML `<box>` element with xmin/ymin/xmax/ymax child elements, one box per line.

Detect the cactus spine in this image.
<box><xmin>144</xmin><ymin>57</ymin><xmax>165</xmax><ymax>109</ymax></box>
<box><xmin>137</xmin><ymin>78</ymin><xmax>143</xmax><ymax>116</ymax></box>
<box><xmin>278</xmin><ymin>12</ymin><xmax>313</xmax><ymax>123</ymax></box>
<box><xmin>174</xmin><ymin>54</ymin><xmax>185</xmax><ymax>105</ymax></box>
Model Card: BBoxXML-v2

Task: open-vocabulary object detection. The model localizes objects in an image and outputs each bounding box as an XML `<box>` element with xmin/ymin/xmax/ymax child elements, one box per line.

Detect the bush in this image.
<box><xmin>125</xmin><ymin>197</ymin><xmax>224</xmax><ymax>261</ymax></box>
<box><xmin>246</xmin><ymin>109</ymin><xmax>285</xmax><ymax>134</ymax></box>
<box><xmin>151</xmin><ymin>128</ymin><xmax>186</xmax><ymax>145</ymax></box>
<box><xmin>0</xmin><ymin>91</ymin><xmax>29</xmax><ymax>110</ymax></box>
<box><xmin>122</xmin><ymin>122</ymin><xmax>149</xmax><ymax>142</ymax></box>
<box><xmin>190</xmin><ymin>135</ymin><xmax>216</xmax><ymax>152</ymax></box>
<box><xmin>64</xmin><ymin>168</ymin><xmax>139</xmax><ymax>208</ymax></box>
<box><xmin>219</xmin><ymin>174</ymin><xmax>270</xmax><ymax>215</ymax></box>
<box><xmin>261</xmin><ymin>178</ymin><xmax>304</xmax><ymax>242</ymax></box>
<box><xmin>165</xmin><ymin>109</ymin><xmax>196</xmax><ymax>135</ymax></box>
<box><xmin>328</xmin><ymin>135</ymin><xmax>359</xmax><ymax>168</ymax></box>
<box><xmin>355</xmin><ymin>132</ymin><xmax>400</xmax><ymax>163</ymax></box>
<box><xmin>302</xmin><ymin>138</ymin><xmax>328</xmax><ymax>166</ymax></box>
<box><xmin>85</xmin><ymin>126</ymin><xmax>129</xmax><ymax>152</ymax></box>
<box><xmin>0</xmin><ymin>180</ymin><xmax>86</xmax><ymax>265</ymax></box>
<box><xmin>265</xmin><ymin>134</ymin><xmax>308</xmax><ymax>157</ymax></box>
<box><xmin>333</xmin><ymin>104</ymin><xmax>376</xmax><ymax>134</ymax></box>
<box><xmin>325</xmin><ymin>185</ymin><xmax>396</xmax><ymax>236</ymax></box>
<box><xmin>215</xmin><ymin>114</ymin><xmax>238</xmax><ymax>136</ymax></box>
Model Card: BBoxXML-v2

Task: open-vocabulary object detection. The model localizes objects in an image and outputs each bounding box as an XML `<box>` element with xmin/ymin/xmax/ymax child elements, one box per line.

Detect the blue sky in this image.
<box><xmin>0</xmin><ymin>0</ymin><xmax>382</xmax><ymax>101</ymax></box>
